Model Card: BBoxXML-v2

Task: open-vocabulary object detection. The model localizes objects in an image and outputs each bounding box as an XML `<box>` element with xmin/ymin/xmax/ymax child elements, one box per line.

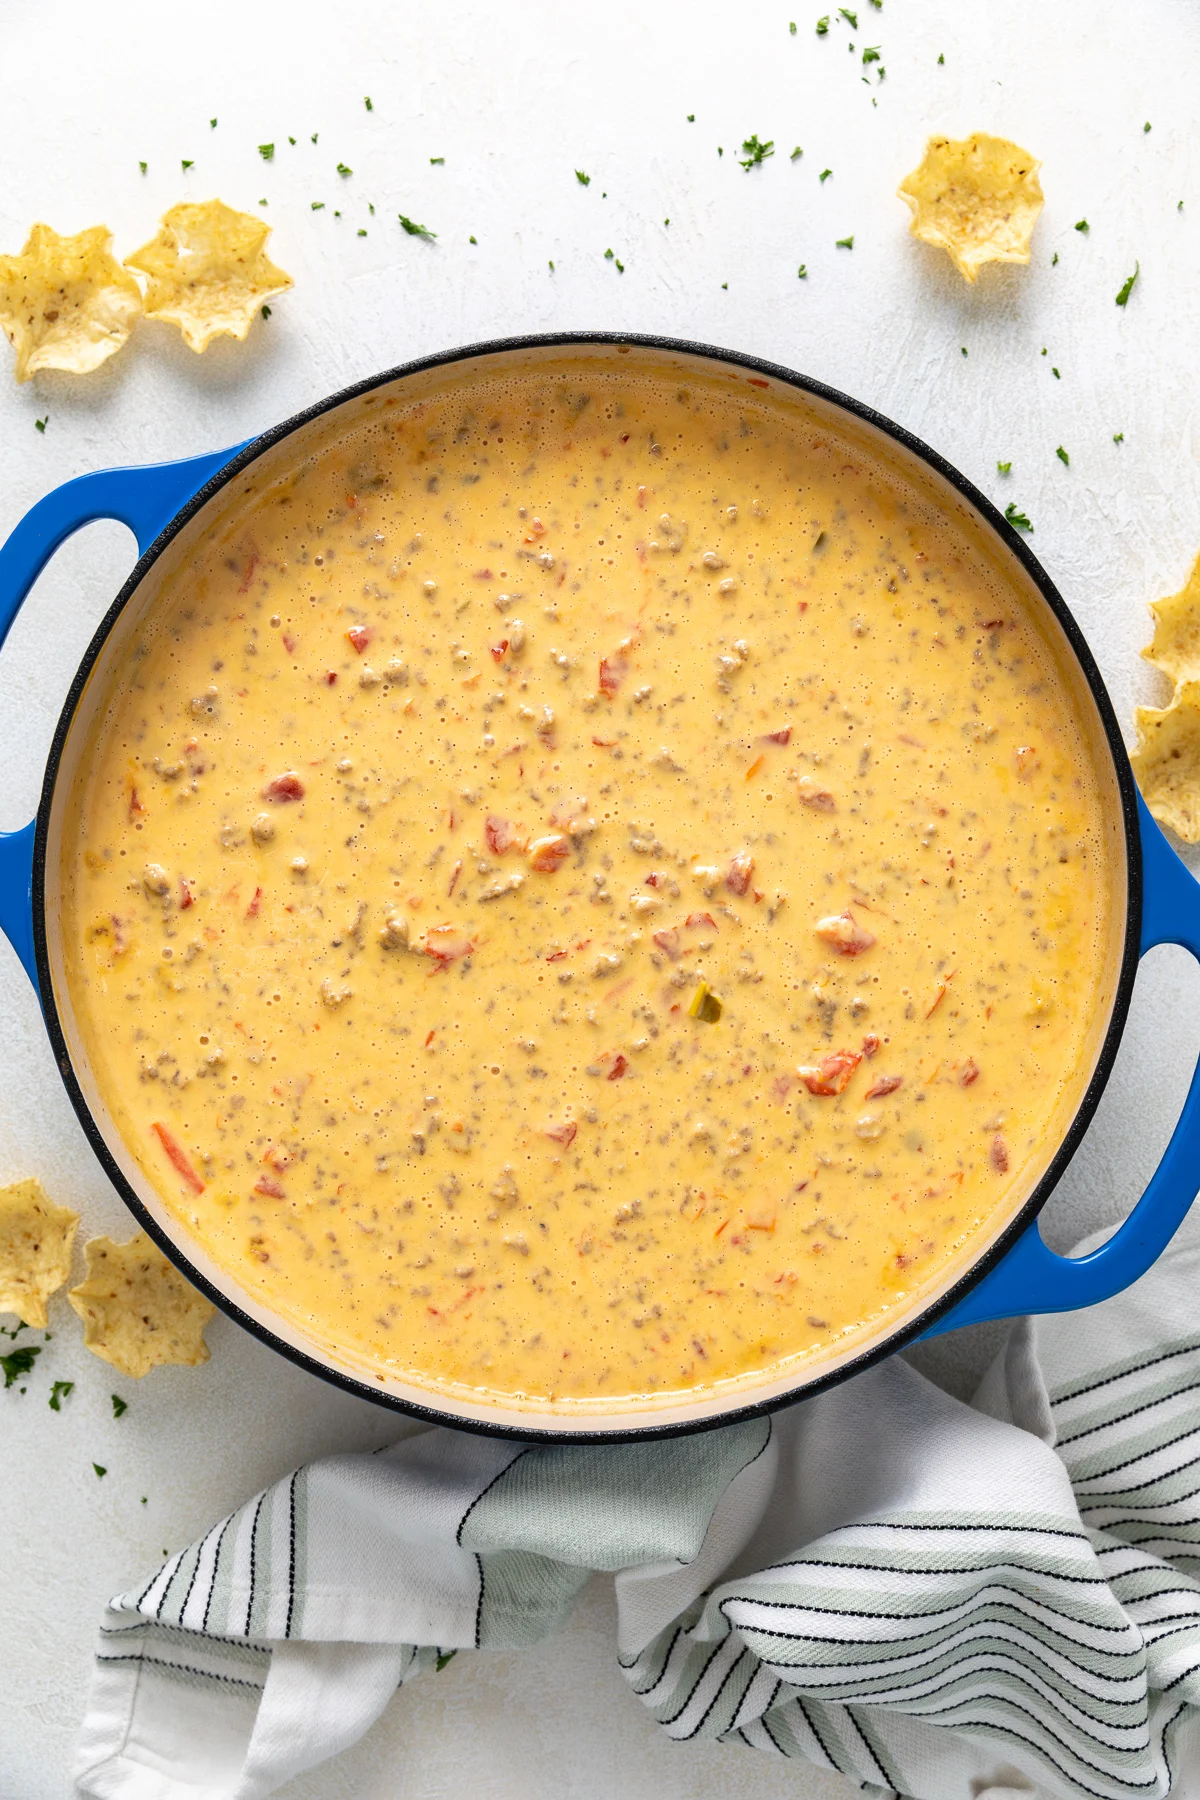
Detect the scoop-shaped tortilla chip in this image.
<box><xmin>68</xmin><ymin>1231</ymin><xmax>214</xmax><ymax>1377</ymax></box>
<box><xmin>125</xmin><ymin>200</ymin><xmax>292</xmax><ymax>353</ymax></box>
<box><xmin>897</xmin><ymin>134</ymin><xmax>1043</xmax><ymax>283</ymax></box>
<box><xmin>1143</xmin><ymin>553</ymin><xmax>1200</xmax><ymax>687</ymax></box>
<box><xmin>1132</xmin><ymin>680</ymin><xmax>1200</xmax><ymax>843</ymax></box>
<box><xmin>0</xmin><ymin>1178</ymin><xmax>79</xmax><ymax>1327</ymax></box>
<box><xmin>0</xmin><ymin>223</ymin><xmax>143</xmax><ymax>381</ymax></box>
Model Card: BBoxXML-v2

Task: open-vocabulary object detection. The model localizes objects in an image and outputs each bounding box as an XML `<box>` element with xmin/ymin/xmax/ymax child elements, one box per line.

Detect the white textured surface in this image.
<box><xmin>2</xmin><ymin>0</ymin><xmax>1200</xmax><ymax>1793</ymax></box>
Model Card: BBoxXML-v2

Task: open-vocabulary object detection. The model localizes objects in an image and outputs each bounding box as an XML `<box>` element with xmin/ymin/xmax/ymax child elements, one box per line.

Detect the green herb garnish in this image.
<box><xmin>469</xmin><ymin>235</ymin><xmax>478</xmax><ymax>244</ymax></box>
<box><xmin>937</xmin><ymin>51</ymin><xmax>944</xmax><ymax>63</ymax></box>
<box><xmin>790</xmin><ymin>146</ymin><xmax>803</xmax><ymax>160</ymax></box>
<box><xmin>398</xmin><ymin>214</ymin><xmax>436</xmax><ymax>238</ymax></box>
<box><xmin>311</xmin><ymin>201</ymin><xmax>324</xmax><ymax>210</ymax></box>
<box><xmin>93</xmin><ymin>1463</ymin><xmax>107</xmax><ymax>1479</ymax></box>
<box><xmin>210</xmin><ymin>118</ymin><xmax>217</xmax><ymax>128</ymax></box>
<box><xmin>816</xmin><ymin>14</ymin><xmax>829</xmax><ymax>32</ymax></box>
<box><xmin>261</xmin><ymin>303</ymin><xmax>272</xmax><ymax>317</ymax></box>
<box><xmin>111</xmin><ymin>1394</ymin><xmax>128</xmax><ymax>1418</ymax></box>
<box><xmin>258</xmin><ymin>143</ymin><xmax>274</xmax><ymax>161</ymax></box>
<box><xmin>288</xmin><ymin>136</ymin><xmax>296</xmax><ymax>145</ymax></box>
<box><xmin>687</xmin><ymin>113</ymin><xmax>695</xmax><ymax>121</ymax></box>
<box><xmin>1004</xmin><ymin>502</ymin><xmax>1033</xmax><ymax>532</ymax></box>
<box><xmin>181</xmin><ymin>160</ymin><xmax>194</xmax><ymax>171</ymax></box>
<box><xmin>839</xmin><ymin>5</ymin><xmax>858</xmax><ymax>21</ymax></box>
<box><xmin>1056</xmin><ymin>445</ymin><xmax>1070</xmax><ymax>466</ymax></box>
<box><xmin>1052</xmin><ymin>252</ymin><xmax>1059</xmax><ymax>265</ymax></box>
<box><xmin>1074</xmin><ymin>219</ymin><xmax>1089</xmax><ymax>232</ymax></box>
<box><xmin>575</xmin><ymin>170</ymin><xmax>591</xmax><ymax>186</ymax></box>
<box><xmin>49</xmin><ymin>1380</ymin><xmax>73</xmax><ymax>1411</ymax></box>
<box><xmin>1144</xmin><ymin>121</ymin><xmax>1152</xmax><ymax>133</ymax></box>
<box><xmin>337</xmin><ymin>162</ymin><xmax>352</xmax><ymax>176</ymax></box>
<box><xmin>797</xmin><ymin>264</ymin><xmax>808</xmax><ymax>278</ymax></box>
<box><xmin>430</xmin><ymin>156</ymin><xmax>444</xmax><ymax>165</ymax></box>
<box><xmin>836</xmin><ymin>234</ymin><xmax>854</xmax><ymax>248</ymax></box>
<box><xmin>604</xmin><ymin>248</ymin><xmax>625</xmax><ymax>271</ymax></box>
<box><xmin>1052</xmin><ymin>367</ymin><xmax>1060</xmax><ymax>378</ymax></box>
<box><xmin>357</xmin><ymin>228</ymin><xmax>367</xmax><ymax>237</ymax></box>
<box><xmin>311</xmin><ymin>132</ymin><xmax>318</xmax><ymax>143</ymax></box>
<box><xmin>35</xmin><ymin>416</ymin><xmax>47</xmax><ymax>433</ymax></box>
<box><xmin>365</xmin><ymin>96</ymin><xmax>374</xmax><ymax>110</ymax></box>
<box><xmin>997</xmin><ymin>460</ymin><xmax>1011</xmax><ymax>473</ymax></box>
<box><xmin>1113</xmin><ymin>432</ymin><xmax>1124</xmax><ymax>443</ymax></box>
<box><xmin>819</xmin><ymin>167</ymin><xmax>832</xmax><ymax>182</ymax></box>
<box><xmin>138</xmin><ymin>160</ymin><xmax>147</xmax><ymax>173</ymax></box>
<box><xmin>1115</xmin><ymin>262</ymin><xmax>1139</xmax><ymax>306</ymax></box>
<box><xmin>436</xmin><ymin>1650</ymin><xmax>457</xmax><ymax>1671</ymax></box>
<box><xmin>739</xmin><ymin>135</ymin><xmax>774</xmax><ymax>171</ymax></box>
<box><xmin>789</xmin><ymin>19</ymin><xmax>797</xmax><ymax>31</ymax></box>
<box><xmin>961</xmin><ymin>346</ymin><xmax>968</xmax><ymax>357</ymax></box>
<box><xmin>1</xmin><ymin>1346</ymin><xmax>39</xmax><ymax>1389</ymax></box>
<box><xmin>862</xmin><ymin>45</ymin><xmax>880</xmax><ymax>63</ymax></box>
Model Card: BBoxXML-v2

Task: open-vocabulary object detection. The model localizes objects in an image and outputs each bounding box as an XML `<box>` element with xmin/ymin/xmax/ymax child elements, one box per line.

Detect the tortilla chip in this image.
<box><xmin>1143</xmin><ymin>553</ymin><xmax>1200</xmax><ymax>687</ymax></box>
<box><xmin>0</xmin><ymin>224</ymin><xmax>143</xmax><ymax>382</ymax></box>
<box><xmin>125</xmin><ymin>200</ymin><xmax>292</xmax><ymax>353</ymax></box>
<box><xmin>897</xmin><ymin>134</ymin><xmax>1044</xmax><ymax>283</ymax></box>
<box><xmin>0</xmin><ymin>1178</ymin><xmax>79</xmax><ymax>1327</ymax></box>
<box><xmin>68</xmin><ymin>1232</ymin><xmax>215</xmax><ymax>1378</ymax></box>
<box><xmin>1131</xmin><ymin>681</ymin><xmax>1200</xmax><ymax>843</ymax></box>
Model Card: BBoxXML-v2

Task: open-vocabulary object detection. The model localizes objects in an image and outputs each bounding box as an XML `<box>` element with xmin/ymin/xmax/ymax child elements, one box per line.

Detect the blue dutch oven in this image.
<box><xmin>1</xmin><ymin>333</ymin><xmax>1199</xmax><ymax>1440</ymax></box>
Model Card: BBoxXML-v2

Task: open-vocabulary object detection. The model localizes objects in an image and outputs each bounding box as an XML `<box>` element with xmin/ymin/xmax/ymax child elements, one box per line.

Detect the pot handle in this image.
<box><xmin>923</xmin><ymin>790</ymin><xmax>1200</xmax><ymax>1338</ymax></box>
<box><xmin>0</xmin><ymin>447</ymin><xmax>245</xmax><ymax>995</ymax></box>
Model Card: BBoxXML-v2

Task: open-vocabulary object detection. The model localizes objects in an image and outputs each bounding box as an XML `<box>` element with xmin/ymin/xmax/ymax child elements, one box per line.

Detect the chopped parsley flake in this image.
<box><xmin>1144</xmin><ymin>121</ymin><xmax>1152</xmax><ymax>133</ymax></box>
<box><xmin>261</xmin><ymin>303</ymin><xmax>273</xmax><ymax>317</ymax></box>
<box><xmin>575</xmin><ymin>170</ymin><xmax>591</xmax><ymax>186</ymax></box>
<box><xmin>839</xmin><ymin>7</ymin><xmax>857</xmax><ymax>23</ymax></box>
<box><xmin>311</xmin><ymin>133</ymin><xmax>318</xmax><ymax>143</ymax></box>
<box><xmin>311</xmin><ymin>201</ymin><xmax>325</xmax><ymax>210</ymax></box>
<box><xmin>1056</xmin><ymin>445</ymin><xmax>1070</xmax><ymax>466</ymax></box>
<box><xmin>181</xmin><ymin>159</ymin><xmax>194</xmax><ymax>171</ymax></box>
<box><xmin>210</xmin><ymin>118</ymin><xmax>217</xmax><ymax>128</ymax></box>
<box><xmin>816</xmin><ymin>14</ymin><xmax>829</xmax><ymax>32</ymax></box>
<box><xmin>357</xmin><ymin>228</ymin><xmax>367</xmax><ymax>237</ymax></box>
<box><xmin>138</xmin><ymin>160</ymin><xmax>147</xmax><ymax>173</ymax></box>
<box><xmin>790</xmin><ymin>19</ymin><xmax>797</xmax><ymax>31</ymax></box>
<box><xmin>111</xmin><ymin>1394</ymin><xmax>128</xmax><ymax>1418</ymax></box>
<box><xmin>717</xmin><ymin>147</ymin><xmax>723</xmax><ymax>157</ymax></box>
<box><xmin>937</xmin><ymin>51</ymin><xmax>944</xmax><ymax>63</ymax></box>
<box><xmin>436</xmin><ymin>1651</ymin><xmax>457</xmax><ymax>1671</ymax></box>
<box><xmin>1052</xmin><ymin>252</ymin><xmax>1059</xmax><ymax>265</ymax></box>
<box><xmin>49</xmin><ymin>1380</ymin><xmax>73</xmax><ymax>1411</ymax></box>
<box><xmin>288</xmin><ymin>136</ymin><xmax>296</xmax><ymax>146</ymax></box>
<box><xmin>1113</xmin><ymin>431</ymin><xmax>1124</xmax><ymax>443</ymax></box>
<box><xmin>997</xmin><ymin>461</ymin><xmax>1011</xmax><ymax>474</ymax></box>
<box><xmin>819</xmin><ymin>167</ymin><xmax>832</xmax><ymax>182</ymax></box>
<box><xmin>664</xmin><ymin>218</ymin><xmax>670</xmax><ymax>225</ymax></box>
<box><xmin>1005</xmin><ymin>502</ymin><xmax>1033</xmax><ymax>532</ymax></box>
<box><xmin>398</xmin><ymin>214</ymin><xmax>436</xmax><ymax>238</ymax></box>
<box><xmin>687</xmin><ymin>113</ymin><xmax>695</xmax><ymax>121</ymax></box>
<box><xmin>34</xmin><ymin>416</ymin><xmax>47</xmax><ymax>433</ymax></box>
<box><xmin>258</xmin><ymin>143</ymin><xmax>274</xmax><ymax>161</ymax></box>
<box><xmin>604</xmin><ymin>248</ymin><xmax>625</xmax><ymax>271</ymax></box>
<box><xmin>469</xmin><ymin>235</ymin><xmax>478</xmax><ymax>244</ymax></box>
<box><xmin>797</xmin><ymin>264</ymin><xmax>808</xmax><ymax>278</ymax></box>
<box><xmin>365</xmin><ymin>96</ymin><xmax>374</xmax><ymax>110</ymax></box>
<box><xmin>369</xmin><ymin>203</ymin><xmax>376</xmax><ymax>214</ymax></box>
<box><xmin>258</xmin><ymin>198</ymin><xmax>268</xmax><ymax>206</ymax></box>
<box><xmin>1115</xmin><ymin>262</ymin><xmax>1139</xmax><ymax>306</ymax></box>
<box><xmin>548</xmin><ymin>259</ymin><xmax>555</xmax><ymax>272</ymax></box>
<box><xmin>961</xmin><ymin>346</ymin><xmax>968</xmax><ymax>356</ymax></box>
<box><xmin>836</xmin><ymin>235</ymin><xmax>854</xmax><ymax>248</ymax></box>
<box><xmin>93</xmin><ymin>1463</ymin><xmax>107</xmax><ymax>1479</ymax></box>
<box><xmin>1074</xmin><ymin>219</ymin><xmax>1089</xmax><ymax>232</ymax></box>
<box><xmin>337</xmin><ymin>162</ymin><xmax>353</xmax><ymax>176</ymax></box>
<box><xmin>790</xmin><ymin>145</ymin><xmax>803</xmax><ymax>160</ymax></box>
<box><xmin>1</xmin><ymin>1346</ymin><xmax>39</xmax><ymax>1388</ymax></box>
<box><xmin>1052</xmin><ymin>367</ymin><xmax>1060</xmax><ymax>379</ymax></box>
<box><xmin>430</xmin><ymin>156</ymin><xmax>444</xmax><ymax>165</ymax></box>
<box><xmin>862</xmin><ymin>45</ymin><xmax>880</xmax><ymax>62</ymax></box>
<box><xmin>739</xmin><ymin>135</ymin><xmax>774</xmax><ymax>171</ymax></box>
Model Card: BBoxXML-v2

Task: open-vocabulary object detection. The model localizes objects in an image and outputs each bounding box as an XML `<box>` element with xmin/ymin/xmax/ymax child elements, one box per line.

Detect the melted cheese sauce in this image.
<box><xmin>60</xmin><ymin>361</ymin><xmax>1115</xmax><ymax>1413</ymax></box>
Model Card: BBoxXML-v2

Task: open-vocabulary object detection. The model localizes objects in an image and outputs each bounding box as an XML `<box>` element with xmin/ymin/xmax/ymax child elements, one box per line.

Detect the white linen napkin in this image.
<box><xmin>74</xmin><ymin>1210</ymin><xmax>1200</xmax><ymax>1800</ymax></box>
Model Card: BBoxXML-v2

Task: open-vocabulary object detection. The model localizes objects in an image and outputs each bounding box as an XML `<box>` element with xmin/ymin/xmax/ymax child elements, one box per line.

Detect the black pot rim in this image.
<box><xmin>31</xmin><ymin>330</ymin><xmax>1143</xmax><ymax>1443</ymax></box>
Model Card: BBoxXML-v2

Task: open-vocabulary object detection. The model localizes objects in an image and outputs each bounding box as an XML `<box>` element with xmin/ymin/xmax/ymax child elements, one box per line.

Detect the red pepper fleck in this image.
<box><xmin>263</xmin><ymin>773</ymin><xmax>305</xmax><ymax>803</ymax></box>
<box><xmin>960</xmin><ymin>1058</ymin><xmax>980</xmax><ymax>1087</ymax></box>
<box><xmin>726</xmin><ymin>853</ymin><xmax>754</xmax><ymax>896</ymax></box>
<box><xmin>345</xmin><ymin>625</ymin><xmax>371</xmax><ymax>654</ymax></box>
<box><xmin>865</xmin><ymin>1074</ymin><xmax>903</xmax><ymax>1099</ymax></box>
<box><xmin>490</xmin><ymin>640</ymin><xmax>509</xmax><ymax>662</ymax></box>
<box><xmin>763</xmin><ymin>727</ymin><xmax>792</xmax><ymax>745</ymax></box>
<box><xmin>527</xmin><ymin>833</ymin><xmax>570</xmax><ymax>873</ymax></box>
<box><xmin>128</xmin><ymin>785</ymin><xmax>144</xmax><ymax>819</ymax></box>
<box><xmin>425</xmin><ymin>1029</ymin><xmax>436</xmax><ymax>1047</ymax></box>
<box><xmin>282</xmin><ymin>631</ymin><xmax>297</xmax><ymax>655</ymax></box>
<box><xmin>991</xmin><ymin>1135</ymin><xmax>1009</xmax><ymax>1173</ymax></box>
<box><xmin>237</xmin><ymin>551</ymin><xmax>261</xmax><ymax>594</ymax></box>
<box><xmin>253</xmin><ymin>1175</ymin><xmax>286</xmax><ymax>1200</ymax></box>
<box><xmin>797</xmin><ymin>1049</ymin><xmax>862</xmax><ymax>1097</ymax></box>
<box><xmin>246</xmin><ymin>886</ymin><xmax>263</xmax><ymax>918</ymax></box>
<box><xmin>151</xmin><ymin>1122</ymin><xmax>205</xmax><ymax>1195</ymax></box>
<box><xmin>420</xmin><ymin>924</ymin><xmax>475</xmax><ymax>964</ymax></box>
<box><xmin>607</xmin><ymin>1053</ymin><xmax>629</xmax><ymax>1080</ymax></box>
<box><xmin>324</xmin><ymin>671</ymin><xmax>337</xmax><ymax>686</ymax></box>
<box><xmin>545</xmin><ymin>948</ymin><xmax>568</xmax><ymax>962</ymax></box>
<box><xmin>591</xmin><ymin>736</ymin><xmax>617</xmax><ymax>748</ymax></box>
<box><xmin>686</xmin><ymin>910</ymin><xmax>718</xmax><ymax>931</ymax></box>
<box><xmin>180</xmin><ymin>879</ymin><xmax>194</xmax><ymax>910</ymax></box>
<box><xmin>861</xmin><ymin>1033</ymin><xmax>880</xmax><ymax>1057</ymax></box>
<box><xmin>598</xmin><ymin>652</ymin><xmax>628</xmax><ymax>696</ymax></box>
<box><xmin>545</xmin><ymin>1120</ymin><xmax>577</xmax><ymax>1148</ymax></box>
<box><xmin>474</xmin><ymin>567</ymin><xmax>495</xmax><ymax>580</ymax></box>
<box><xmin>485</xmin><ymin>815</ymin><xmax>518</xmax><ymax>855</ymax></box>
<box><xmin>652</xmin><ymin>928</ymin><xmax>682</xmax><ymax>960</ymax></box>
<box><xmin>747</xmin><ymin>377</ymin><xmax>769</xmax><ymax>389</ymax></box>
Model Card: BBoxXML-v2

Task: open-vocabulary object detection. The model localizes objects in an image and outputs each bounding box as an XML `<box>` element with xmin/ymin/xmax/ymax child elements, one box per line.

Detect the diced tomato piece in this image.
<box><xmin>490</xmin><ymin>640</ymin><xmax>509</xmax><ymax>662</ymax></box>
<box><xmin>420</xmin><ymin>924</ymin><xmax>476</xmax><ymax>964</ymax></box>
<box><xmin>324</xmin><ymin>670</ymin><xmax>338</xmax><ymax>686</ymax></box>
<box><xmin>814</xmin><ymin>911</ymin><xmax>876</xmax><ymax>956</ymax></box>
<box><xmin>763</xmin><ymin>728</ymin><xmax>791</xmax><ymax>745</ymax></box>
<box><xmin>598</xmin><ymin>653</ymin><xmax>628</xmax><ymax>696</ymax></box>
<box><xmin>263</xmin><ymin>773</ymin><xmax>305</xmax><ymax>803</ymax></box>
<box><xmin>797</xmin><ymin>1050</ymin><xmax>862</xmax><ymax>1097</ymax></box>
<box><xmin>527</xmin><ymin>833</ymin><xmax>570</xmax><ymax>873</ymax></box>
<box><xmin>652</xmin><ymin>927</ymin><xmax>682</xmax><ymax>960</ymax></box>
<box><xmin>606</xmin><ymin>1053</ymin><xmax>629</xmax><ymax>1080</ymax></box>
<box><xmin>865</xmin><ymin>1073</ymin><xmax>903</xmax><ymax>1099</ymax></box>
<box><xmin>545</xmin><ymin>1120</ymin><xmax>577</xmax><ymax>1147</ymax></box>
<box><xmin>990</xmin><ymin>1135</ymin><xmax>1009</xmax><ymax>1173</ymax></box>
<box><xmin>282</xmin><ymin>631</ymin><xmax>297</xmax><ymax>654</ymax></box>
<box><xmin>686</xmin><ymin>910</ymin><xmax>718</xmax><ymax>931</ymax></box>
<box><xmin>345</xmin><ymin>626</ymin><xmax>371</xmax><ymax>653</ymax></box>
<box><xmin>861</xmin><ymin>1032</ymin><xmax>880</xmax><ymax>1056</ymax></box>
<box><xmin>485</xmin><ymin>815</ymin><xmax>518</xmax><ymax>855</ymax></box>
<box><xmin>246</xmin><ymin>886</ymin><xmax>263</xmax><ymax>918</ymax></box>
<box><xmin>959</xmin><ymin>1058</ymin><xmax>980</xmax><ymax>1087</ymax></box>
<box><xmin>726</xmin><ymin>853</ymin><xmax>754</xmax><ymax>896</ymax></box>
<box><xmin>237</xmin><ymin>551</ymin><xmax>260</xmax><ymax>593</ymax></box>
<box><xmin>253</xmin><ymin>1175</ymin><xmax>286</xmax><ymax>1199</ymax></box>
<box><xmin>151</xmin><ymin>1121</ymin><xmax>205</xmax><ymax>1194</ymax></box>
<box><xmin>180</xmin><ymin>879</ymin><xmax>194</xmax><ymax>910</ymax></box>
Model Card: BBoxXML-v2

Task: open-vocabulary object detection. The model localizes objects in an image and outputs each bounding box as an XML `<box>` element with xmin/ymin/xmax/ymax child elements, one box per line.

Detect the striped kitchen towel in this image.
<box><xmin>75</xmin><ymin>1215</ymin><xmax>1200</xmax><ymax>1800</ymax></box>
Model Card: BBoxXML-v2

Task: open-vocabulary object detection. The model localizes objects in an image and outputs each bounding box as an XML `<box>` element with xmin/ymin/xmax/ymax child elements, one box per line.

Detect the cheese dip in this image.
<box><xmin>60</xmin><ymin>357</ymin><xmax>1116</xmax><ymax>1415</ymax></box>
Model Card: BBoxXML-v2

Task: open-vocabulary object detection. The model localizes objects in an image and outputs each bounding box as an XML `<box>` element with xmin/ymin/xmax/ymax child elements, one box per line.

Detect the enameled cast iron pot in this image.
<box><xmin>3</xmin><ymin>333</ymin><xmax>1200</xmax><ymax>1442</ymax></box>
